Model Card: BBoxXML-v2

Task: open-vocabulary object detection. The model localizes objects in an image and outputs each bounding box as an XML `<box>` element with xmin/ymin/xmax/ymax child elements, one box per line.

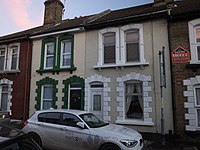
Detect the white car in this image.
<box><xmin>22</xmin><ymin>109</ymin><xmax>143</xmax><ymax>150</ymax></box>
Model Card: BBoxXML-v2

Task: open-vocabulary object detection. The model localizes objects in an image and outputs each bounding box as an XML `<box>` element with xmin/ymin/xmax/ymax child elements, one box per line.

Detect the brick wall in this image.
<box><xmin>169</xmin><ymin>20</ymin><xmax>200</xmax><ymax>135</ymax></box>
<box><xmin>44</xmin><ymin>0</ymin><xmax>64</xmax><ymax>25</ymax></box>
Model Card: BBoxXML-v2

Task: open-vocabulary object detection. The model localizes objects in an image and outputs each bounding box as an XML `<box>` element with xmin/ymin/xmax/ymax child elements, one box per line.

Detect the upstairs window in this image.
<box><xmin>125</xmin><ymin>29</ymin><xmax>140</xmax><ymax>62</ymax></box>
<box><xmin>0</xmin><ymin>48</ymin><xmax>6</xmax><ymax>71</ymax></box>
<box><xmin>0</xmin><ymin>44</ymin><xmax>20</xmax><ymax>72</ymax></box>
<box><xmin>10</xmin><ymin>46</ymin><xmax>19</xmax><ymax>70</ymax></box>
<box><xmin>188</xmin><ymin>19</ymin><xmax>200</xmax><ymax>64</ymax></box>
<box><xmin>61</xmin><ymin>40</ymin><xmax>71</xmax><ymax>68</ymax></box>
<box><xmin>103</xmin><ymin>32</ymin><xmax>116</xmax><ymax>64</ymax></box>
<box><xmin>40</xmin><ymin>37</ymin><xmax>56</xmax><ymax>71</ymax></box>
<box><xmin>96</xmin><ymin>24</ymin><xmax>146</xmax><ymax>68</ymax></box>
<box><xmin>38</xmin><ymin>35</ymin><xmax>75</xmax><ymax>73</ymax></box>
<box><xmin>195</xmin><ymin>27</ymin><xmax>200</xmax><ymax>61</ymax></box>
<box><xmin>44</xmin><ymin>43</ymin><xmax>54</xmax><ymax>69</ymax></box>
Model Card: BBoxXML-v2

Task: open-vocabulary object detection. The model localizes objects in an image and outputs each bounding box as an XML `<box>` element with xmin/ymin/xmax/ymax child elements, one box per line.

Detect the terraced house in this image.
<box><xmin>2</xmin><ymin>0</ymin><xmax>200</xmax><ymax>143</ymax></box>
<box><xmin>28</xmin><ymin>0</ymin><xmax>174</xmax><ymax>138</ymax></box>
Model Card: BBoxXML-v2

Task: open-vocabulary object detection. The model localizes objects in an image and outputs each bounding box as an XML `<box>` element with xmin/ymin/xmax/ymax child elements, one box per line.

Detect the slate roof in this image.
<box><xmin>0</xmin><ymin>0</ymin><xmax>200</xmax><ymax>42</ymax></box>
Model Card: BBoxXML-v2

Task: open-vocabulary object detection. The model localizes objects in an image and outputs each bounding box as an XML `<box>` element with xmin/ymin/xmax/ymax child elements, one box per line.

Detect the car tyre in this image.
<box><xmin>29</xmin><ymin>132</ymin><xmax>42</xmax><ymax>147</ymax></box>
<box><xmin>100</xmin><ymin>143</ymin><xmax>121</xmax><ymax>150</ymax></box>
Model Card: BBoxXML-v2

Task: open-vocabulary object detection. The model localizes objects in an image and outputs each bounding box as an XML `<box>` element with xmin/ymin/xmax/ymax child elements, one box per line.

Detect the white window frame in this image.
<box><xmin>9</xmin><ymin>46</ymin><xmax>19</xmax><ymax>70</ymax></box>
<box><xmin>0</xmin><ymin>43</ymin><xmax>20</xmax><ymax>72</ymax></box>
<box><xmin>44</xmin><ymin>42</ymin><xmax>54</xmax><ymax>69</ymax></box>
<box><xmin>41</xmin><ymin>85</ymin><xmax>53</xmax><ymax>110</ymax></box>
<box><xmin>188</xmin><ymin>19</ymin><xmax>200</xmax><ymax>64</ymax></box>
<box><xmin>194</xmin><ymin>85</ymin><xmax>200</xmax><ymax>129</ymax></box>
<box><xmin>60</xmin><ymin>40</ymin><xmax>71</xmax><ymax>68</ymax></box>
<box><xmin>124</xmin><ymin>80</ymin><xmax>143</xmax><ymax>120</ymax></box>
<box><xmin>120</xmin><ymin>24</ymin><xmax>146</xmax><ymax>65</ymax></box>
<box><xmin>0</xmin><ymin>79</ymin><xmax>13</xmax><ymax>114</ymax></box>
<box><xmin>0</xmin><ymin>46</ymin><xmax>7</xmax><ymax>71</ymax></box>
<box><xmin>97</xmin><ymin>27</ymin><xmax>120</xmax><ymax>67</ymax></box>
<box><xmin>95</xmin><ymin>24</ymin><xmax>148</xmax><ymax>69</ymax></box>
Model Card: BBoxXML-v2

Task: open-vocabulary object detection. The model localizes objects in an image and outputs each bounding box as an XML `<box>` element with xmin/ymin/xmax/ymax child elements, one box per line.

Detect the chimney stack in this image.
<box><xmin>44</xmin><ymin>0</ymin><xmax>64</xmax><ymax>25</ymax></box>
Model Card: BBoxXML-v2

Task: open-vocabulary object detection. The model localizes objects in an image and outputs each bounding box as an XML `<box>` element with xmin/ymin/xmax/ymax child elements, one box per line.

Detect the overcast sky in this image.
<box><xmin>0</xmin><ymin>0</ymin><xmax>153</xmax><ymax>36</ymax></box>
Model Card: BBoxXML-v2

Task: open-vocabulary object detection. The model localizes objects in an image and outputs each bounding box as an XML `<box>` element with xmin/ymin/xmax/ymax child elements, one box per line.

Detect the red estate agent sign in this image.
<box><xmin>172</xmin><ymin>46</ymin><xmax>190</xmax><ymax>63</ymax></box>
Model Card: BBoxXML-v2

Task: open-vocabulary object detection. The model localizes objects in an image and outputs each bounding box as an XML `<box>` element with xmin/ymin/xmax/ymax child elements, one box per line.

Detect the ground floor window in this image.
<box><xmin>194</xmin><ymin>86</ymin><xmax>200</xmax><ymax>128</ymax></box>
<box><xmin>35</xmin><ymin>77</ymin><xmax>58</xmax><ymax>110</ymax></box>
<box><xmin>125</xmin><ymin>80</ymin><xmax>143</xmax><ymax>119</ymax></box>
<box><xmin>41</xmin><ymin>85</ymin><xmax>53</xmax><ymax>110</ymax></box>
<box><xmin>0</xmin><ymin>84</ymin><xmax>8</xmax><ymax>111</ymax></box>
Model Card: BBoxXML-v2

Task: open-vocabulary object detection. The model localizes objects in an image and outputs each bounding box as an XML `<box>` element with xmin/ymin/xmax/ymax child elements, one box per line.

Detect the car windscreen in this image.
<box><xmin>79</xmin><ymin>113</ymin><xmax>108</xmax><ymax>128</ymax></box>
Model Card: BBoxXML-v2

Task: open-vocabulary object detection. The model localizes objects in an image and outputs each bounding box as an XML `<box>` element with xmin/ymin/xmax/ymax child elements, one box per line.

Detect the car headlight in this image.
<box><xmin>120</xmin><ymin>139</ymin><xmax>138</xmax><ymax>148</ymax></box>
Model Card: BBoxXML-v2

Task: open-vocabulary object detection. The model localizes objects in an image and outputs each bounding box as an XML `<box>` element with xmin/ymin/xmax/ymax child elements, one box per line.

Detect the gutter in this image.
<box><xmin>30</xmin><ymin>27</ymin><xmax>85</xmax><ymax>39</ymax></box>
<box><xmin>0</xmin><ymin>36</ymin><xmax>28</xmax><ymax>44</ymax></box>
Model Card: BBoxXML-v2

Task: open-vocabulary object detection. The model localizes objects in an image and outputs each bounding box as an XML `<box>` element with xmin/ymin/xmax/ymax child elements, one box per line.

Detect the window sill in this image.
<box><xmin>0</xmin><ymin>70</ymin><xmax>20</xmax><ymax>74</ymax></box>
<box><xmin>94</xmin><ymin>62</ymin><xmax>149</xmax><ymax>69</ymax></box>
<box><xmin>115</xmin><ymin>120</ymin><xmax>154</xmax><ymax>126</ymax></box>
<box><xmin>36</xmin><ymin>67</ymin><xmax>77</xmax><ymax>75</ymax></box>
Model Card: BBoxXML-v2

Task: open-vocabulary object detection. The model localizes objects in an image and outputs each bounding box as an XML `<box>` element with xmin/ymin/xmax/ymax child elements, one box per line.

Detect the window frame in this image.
<box><xmin>124</xmin><ymin>80</ymin><xmax>143</xmax><ymax>120</ymax></box>
<box><xmin>0</xmin><ymin>44</ymin><xmax>20</xmax><ymax>73</ymax></box>
<box><xmin>97</xmin><ymin>27</ymin><xmax>120</xmax><ymax>67</ymax></box>
<box><xmin>35</xmin><ymin>77</ymin><xmax>58</xmax><ymax>110</ymax></box>
<box><xmin>60</xmin><ymin>40</ymin><xmax>72</xmax><ymax>68</ymax></box>
<box><xmin>40</xmin><ymin>37</ymin><xmax>57</xmax><ymax>71</ymax></box>
<box><xmin>0</xmin><ymin>47</ymin><xmax>6</xmax><ymax>71</ymax></box>
<box><xmin>188</xmin><ymin>19</ymin><xmax>200</xmax><ymax>64</ymax></box>
<box><xmin>10</xmin><ymin>46</ymin><xmax>20</xmax><ymax>70</ymax></box>
<box><xmin>44</xmin><ymin>42</ymin><xmax>55</xmax><ymax>69</ymax></box>
<box><xmin>120</xmin><ymin>24</ymin><xmax>145</xmax><ymax>65</ymax></box>
<box><xmin>194</xmin><ymin>85</ymin><xmax>200</xmax><ymax>128</ymax></box>
<box><xmin>41</xmin><ymin>84</ymin><xmax>53</xmax><ymax>110</ymax></box>
<box><xmin>96</xmin><ymin>24</ymin><xmax>147</xmax><ymax>69</ymax></box>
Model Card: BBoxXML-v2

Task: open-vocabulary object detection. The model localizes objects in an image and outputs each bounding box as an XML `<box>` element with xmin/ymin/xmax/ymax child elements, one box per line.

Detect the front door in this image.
<box><xmin>91</xmin><ymin>89</ymin><xmax>103</xmax><ymax>119</ymax></box>
<box><xmin>70</xmin><ymin>89</ymin><xmax>81</xmax><ymax>110</ymax></box>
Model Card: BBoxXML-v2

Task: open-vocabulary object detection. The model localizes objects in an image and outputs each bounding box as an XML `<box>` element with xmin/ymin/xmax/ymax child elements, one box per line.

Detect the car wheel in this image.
<box><xmin>100</xmin><ymin>143</ymin><xmax>121</xmax><ymax>150</ymax></box>
<box><xmin>29</xmin><ymin>132</ymin><xmax>42</xmax><ymax>147</ymax></box>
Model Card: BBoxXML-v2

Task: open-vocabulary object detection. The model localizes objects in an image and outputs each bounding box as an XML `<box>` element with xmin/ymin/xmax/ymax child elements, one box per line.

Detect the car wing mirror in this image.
<box><xmin>76</xmin><ymin>122</ymin><xmax>85</xmax><ymax>129</ymax></box>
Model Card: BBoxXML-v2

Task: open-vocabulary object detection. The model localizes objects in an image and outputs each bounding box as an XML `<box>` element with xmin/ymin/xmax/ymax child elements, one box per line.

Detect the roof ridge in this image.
<box><xmin>86</xmin><ymin>9</ymin><xmax>111</xmax><ymax>24</ymax></box>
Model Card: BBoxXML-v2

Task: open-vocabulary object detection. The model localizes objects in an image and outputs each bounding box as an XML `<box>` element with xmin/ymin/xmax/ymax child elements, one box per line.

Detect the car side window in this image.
<box><xmin>38</xmin><ymin>112</ymin><xmax>60</xmax><ymax>124</ymax></box>
<box><xmin>61</xmin><ymin>113</ymin><xmax>81</xmax><ymax>127</ymax></box>
<box><xmin>38</xmin><ymin>113</ymin><xmax>46</xmax><ymax>122</ymax></box>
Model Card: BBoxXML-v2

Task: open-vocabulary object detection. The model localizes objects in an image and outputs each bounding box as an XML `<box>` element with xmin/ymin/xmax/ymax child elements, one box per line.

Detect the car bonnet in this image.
<box><xmin>93</xmin><ymin>123</ymin><xmax>141</xmax><ymax>140</ymax></box>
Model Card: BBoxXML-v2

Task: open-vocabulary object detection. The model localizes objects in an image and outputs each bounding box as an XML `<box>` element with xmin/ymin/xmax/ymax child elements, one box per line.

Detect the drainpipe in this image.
<box><xmin>23</xmin><ymin>35</ymin><xmax>32</xmax><ymax>121</ymax></box>
<box><xmin>167</xmin><ymin>10</ymin><xmax>177</xmax><ymax>141</ymax></box>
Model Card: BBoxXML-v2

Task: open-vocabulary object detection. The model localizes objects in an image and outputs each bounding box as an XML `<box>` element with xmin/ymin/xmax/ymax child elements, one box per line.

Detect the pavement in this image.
<box><xmin>143</xmin><ymin>140</ymin><xmax>199</xmax><ymax>150</ymax></box>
